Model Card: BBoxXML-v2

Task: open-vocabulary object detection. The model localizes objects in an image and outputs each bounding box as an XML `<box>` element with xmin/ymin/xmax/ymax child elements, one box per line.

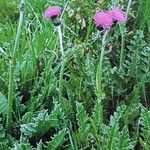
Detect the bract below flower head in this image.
<box><xmin>93</xmin><ymin>11</ymin><xmax>113</xmax><ymax>29</ymax></box>
<box><xmin>108</xmin><ymin>8</ymin><xmax>125</xmax><ymax>23</ymax></box>
<box><xmin>43</xmin><ymin>6</ymin><xmax>61</xmax><ymax>20</ymax></box>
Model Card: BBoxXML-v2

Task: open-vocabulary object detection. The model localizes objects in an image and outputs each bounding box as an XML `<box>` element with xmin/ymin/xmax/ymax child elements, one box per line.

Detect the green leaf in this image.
<box><xmin>90</xmin><ymin>102</ymin><xmax>103</xmax><ymax>141</ymax></box>
<box><xmin>0</xmin><ymin>124</ymin><xmax>9</xmax><ymax>149</ymax></box>
<box><xmin>0</xmin><ymin>143</ymin><xmax>10</xmax><ymax>150</ymax></box>
<box><xmin>119</xmin><ymin>126</ymin><xmax>133</xmax><ymax>150</ymax></box>
<box><xmin>21</xmin><ymin>112</ymin><xmax>33</xmax><ymax>124</ymax></box>
<box><xmin>110</xmin><ymin>105</ymin><xmax>126</xmax><ymax>127</ymax></box>
<box><xmin>91</xmin><ymin>102</ymin><xmax>103</xmax><ymax>128</ymax></box>
<box><xmin>123</xmin><ymin>86</ymin><xmax>140</xmax><ymax>125</ymax></box>
<box><xmin>47</xmin><ymin>128</ymin><xmax>66</xmax><ymax>150</ymax></box>
<box><xmin>99</xmin><ymin>105</ymin><xmax>128</xmax><ymax>150</ymax></box>
<box><xmin>12</xmin><ymin>142</ymin><xmax>33</xmax><ymax>150</ymax></box>
<box><xmin>21</xmin><ymin>103</ymin><xmax>63</xmax><ymax>138</ymax></box>
<box><xmin>49</xmin><ymin>103</ymin><xmax>62</xmax><ymax>128</ymax></box>
<box><xmin>76</xmin><ymin>102</ymin><xmax>90</xmax><ymax>146</ymax></box>
<box><xmin>36</xmin><ymin>140</ymin><xmax>43</xmax><ymax>150</ymax></box>
<box><xmin>20</xmin><ymin>123</ymin><xmax>37</xmax><ymax>137</ymax></box>
<box><xmin>140</xmin><ymin>106</ymin><xmax>150</xmax><ymax>149</ymax></box>
<box><xmin>0</xmin><ymin>92</ymin><xmax>7</xmax><ymax>114</ymax></box>
<box><xmin>0</xmin><ymin>124</ymin><xmax>7</xmax><ymax>143</ymax></box>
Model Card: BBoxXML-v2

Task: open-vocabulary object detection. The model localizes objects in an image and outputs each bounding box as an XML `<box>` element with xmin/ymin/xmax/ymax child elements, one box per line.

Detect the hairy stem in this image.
<box><xmin>126</xmin><ymin>0</ymin><xmax>132</xmax><ymax>19</ymax></box>
<box><xmin>6</xmin><ymin>0</ymin><xmax>25</xmax><ymax>128</ymax></box>
<box><xmin>119</xmin><ymin>0</ymin><xmax>132</xmax><ymax>71</ymax></box>
<box><xmin>57</xmin><ymin>25</ymin><xmax>64</xmax><ymax>56</ymax></box>
<box><xmin>119</xmin><ymin>24</ymin><xmax>125</xmax><ymax>71</ymax></box>
<box><xmin>13</xmin><ymin>0</ymin><xmax>25</xmax><ymax>58</ymax></box>
<box><xmin>96</xmin><ymin>30</ymin><xmax>109</xmax><ymax>102</ymax></box>
<box><xmin>57</xmin><ymin>25</ymin><xmax>78</xmax><ymax>148</ymax></box>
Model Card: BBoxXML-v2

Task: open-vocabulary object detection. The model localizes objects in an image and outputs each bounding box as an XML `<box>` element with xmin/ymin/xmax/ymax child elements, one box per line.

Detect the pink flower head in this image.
<box><xmin>108</xmin><ymin>8</ymin><xmax>125</xmax><ymax>23</ymax></box>
<box><xmin>43</xmin><ymin>6</ymin><xmax>61</xmax><ymax>20</ymax></box>
<box><xmin>93</xmin><ymin>11</ymin><xmax>113</xmax><ymax>29</ymax></box>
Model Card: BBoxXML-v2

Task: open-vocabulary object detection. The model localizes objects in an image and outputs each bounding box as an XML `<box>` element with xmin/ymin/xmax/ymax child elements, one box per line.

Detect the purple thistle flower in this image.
<box><xmin>108</xmin><ymin>8</ymin><xmax>125</xmax><ymax>23</ymax></box>
<box><xmin>93</xmin><ymin>11</ymin><xmax>113</xmax><ymax>29</ymax></box>
<box><xmin>43</xmin><ymin>6</ymin><xmax>61</xmax><ymax>20</ymax></box>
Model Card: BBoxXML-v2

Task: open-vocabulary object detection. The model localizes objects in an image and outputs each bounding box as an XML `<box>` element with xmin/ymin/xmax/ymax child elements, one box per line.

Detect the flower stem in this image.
<box><xmin>119</xmin><ymin>24</ymin><xmax>125</xmax><ymax>71</ymax></box>
<box><xmin>126</xmin><ymin>0</ymin><xmax>132</xmax><ymax>19</ymax></box>
<box><xmin>6</xmin><ymin>0</ymin><xmax>25</xmax><ymax>128</ymax></box>
<box><xmin>6</xmin><ymin>60</ymin><xmax>13</xmax><ymax>128</ymax></box>
<box><xmin>57</xmin><ymin>25</ymin><xmax>64</xmax><ymax>56</ymax></box>
<box><xmin>119</xmin><ymin>0</ymin><xmax>132</xmax><ymax>71</ymax></box>
<box><xmin>96</xmin><ymin>30</ymin><xmax>109</xmax><ymax>102</ymax></box>
<box><xmin>56</xmin><ymin>24</ymin><xmax>78</xmax><ymax>148</ymax></box>
<box><xmin>58</xmin><ymin>59</ymin><xmax>66</xmax><ymax>109</ymax></box>
<box><xmin>13</xmin><ymin>0</ymin><xmax>25</xmax><ymax>58</ymax></box>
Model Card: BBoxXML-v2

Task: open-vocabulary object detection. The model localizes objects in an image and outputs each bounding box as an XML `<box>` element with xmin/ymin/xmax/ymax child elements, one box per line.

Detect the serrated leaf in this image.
<box><xmin>76</xmin><ymin>102</ymin><xmax>90</xmax><ymax>144</ymax></box>
<box><xmin>47</xmin><ymin>128</ymin><xmax>66</xmax><ymax>150</ymax></box>
<box><xmin>0</xmin><ymin>143</ymin><xmax>10</xmax><ymax>150</ymax></box>
<box><xmin>21</xmin><ymin>112</ymin><xmax>33</xmax><ymax>124</ymax></box>
<box><xmin>0</xmin><ymin>125</ymin><xmax>5</xmax><ymax>142</ymax></box>
<box><xmin>12</xmin><ymin>142</ymin><xmax>33</xmax><ymax>150</ymax></box>
<box><xmin>0</xmin><ymin>123</ymin><xmax>9</xmax><ymax>149</ymax></box>
<box><xmin>100</xmin><ymin>105</ymin><xmax>128</xmax><ymax>150</ymax></box>
<box><xmin>20</xmin><ymin>123</ymin><xmax>37</xmax><ymax>137</ymax></box>
<box><xmin>36</xmin><ymin>140</ymin><xmax>43</xmax><ymax>150</ymax></box>
<box><xmin>119</xmin><ymin>126</ymin><xmax>133</xmax><ymax>150</ymax></box>
<box><xmin>49</xmin><ymin>103</ymin><xmax>62</xmax><ymax>128</ymax></box>
<box><xmin>0</xmin><ymin>92</ymin><xmax>7</xmax><ymax>114</ymax></box>
<box><xmin>21</xmin><ymin>103</ymin><xmax>63</xmax><ymax>138</ymax></box>
<box><xmin>140</xmin><ymin>106</ymin><xmax>150</xmax><ymax>149</ymax></box>
<box><xmin>90</xmin><ymin>102</ymin><xmax>103</xmax><ymax>141</ymax></box>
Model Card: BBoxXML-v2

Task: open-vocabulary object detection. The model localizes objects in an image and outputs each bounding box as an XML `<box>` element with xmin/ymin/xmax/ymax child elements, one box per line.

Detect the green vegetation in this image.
<box><xmin>0</xmin><ymin>0</ymin><xmax>150</xmax><ymax>149</ymax></box>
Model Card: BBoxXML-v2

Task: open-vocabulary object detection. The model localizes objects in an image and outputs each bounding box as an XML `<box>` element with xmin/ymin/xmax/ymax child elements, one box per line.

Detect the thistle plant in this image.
<box><xmin>43</xmin><ymin>6</ymin><xmax>76</xmax><ymax>149</ymax></box>
<box><xmin>93</xmin><ymin>11</ymin><xmax>113</xmax><ymax>101</ymax></box>
<box><xmin>1</xmin><ymin>1</ymin><xmax>150</xmax><ymax>149</ymax></box>
<box><xmin>43</xmin><ymin>5</ymin><xmax>67</xmax><ymax>113</ymax></box>
<box><xmin>93</xmin><ymin>8</ymin><xmax>125</xmax><ymax>101</ymax></box>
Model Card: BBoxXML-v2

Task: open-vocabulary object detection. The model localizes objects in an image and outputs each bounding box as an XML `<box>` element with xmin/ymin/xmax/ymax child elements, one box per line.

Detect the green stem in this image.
<box><xmin>6</xmin><ymin>0</ymin><xmax>25</xmax><ymax>128</ymax></box>
<box><xmin>58</xmin><ymin>58</ymin><xmax>66</xmax><ymax>110</ymax></box>
<box><xmin>57</xmin><ymin>24</ymin><xmax>78</xmax><ymax>148</ymax></box>
<box><xmin>126</xmin><ymin>0</ymin><xmax>132</xmax><ymax>19</ymax></box>
<box><xmin>13</xmin><ymin>0</ymin><xmax>25</xmax><ymax>58</ymax></box>
<box><xmin>119</xmin><ymin>24</ymin><xmax>125</xmax><ymax>71</ymax></box>
<box><xmin>6</xmin><ymin>60</ymin><xmax>13</xmax><ymax>128</ymax></box>
<box><xmin>57</xmin><ymin>25</ymin><xmax>64</xmax><ymax>56</ymax></box>
<box><xmin>96</xmin><ymin>30</ymin><xmax>109</xmax><ymax>102</ymax></box>
<box><xmin>119</xmin><ymin>0</ymin><xmax>132</xmax><ymax>71</ymax></box>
